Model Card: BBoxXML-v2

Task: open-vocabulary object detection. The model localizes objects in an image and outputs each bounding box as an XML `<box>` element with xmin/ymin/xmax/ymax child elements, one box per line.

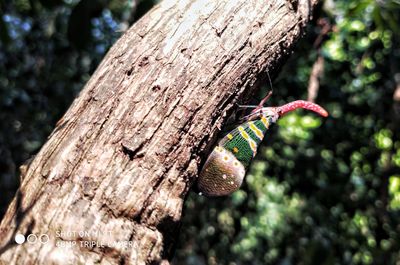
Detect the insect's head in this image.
<box><xmin>260</xmin><ymin>107</ymin><xmax>280</xmax><ymax>122</ymax></box>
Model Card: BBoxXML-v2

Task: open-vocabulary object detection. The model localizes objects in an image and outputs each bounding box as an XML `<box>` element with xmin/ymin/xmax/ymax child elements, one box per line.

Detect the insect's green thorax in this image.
<box><xmin>219</xmin><ymin>115</ymin><xmax>275</xmax><ymax>168</ymax></box>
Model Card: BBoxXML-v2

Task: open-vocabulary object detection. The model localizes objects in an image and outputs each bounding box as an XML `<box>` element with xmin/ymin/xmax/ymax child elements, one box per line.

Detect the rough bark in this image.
<box><xmin>0</xmin><ymin>0</ymin><xmax>318</xmax><ymax>264</ymax></box>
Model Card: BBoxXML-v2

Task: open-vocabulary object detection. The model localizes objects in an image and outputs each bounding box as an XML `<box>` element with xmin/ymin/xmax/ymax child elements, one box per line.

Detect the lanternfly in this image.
<box><xmin>197</xmin><ymin>92</ymin><xmax>328</xmax><ymax>197</ymax></box>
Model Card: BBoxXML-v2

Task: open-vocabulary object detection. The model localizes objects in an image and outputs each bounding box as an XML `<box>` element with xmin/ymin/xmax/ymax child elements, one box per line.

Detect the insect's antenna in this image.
<box><xmin>237</xmin><ymin>70</ymin><xmax>275</xmax><ymax>116</ymax></box>
<box><xmin>253</xmin><ymin>69</ymin><xmax>274</xmax><ymax>109</ymax></box>
<box><xmin>237</xmin><ymin>105</ymin><xmax>259</xmax><ymax>109</ymax></box>
<box><xmin>239</xmin><ymin>112</ymin><xmax>259</xmax><ymax>122</ymax></box>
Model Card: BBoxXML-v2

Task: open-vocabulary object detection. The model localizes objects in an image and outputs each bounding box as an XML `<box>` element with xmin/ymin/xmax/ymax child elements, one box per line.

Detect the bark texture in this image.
<box><xmin>0</xmin><ymin>0</ymin><xmax>318</xmax><ymax>264</ymax></box>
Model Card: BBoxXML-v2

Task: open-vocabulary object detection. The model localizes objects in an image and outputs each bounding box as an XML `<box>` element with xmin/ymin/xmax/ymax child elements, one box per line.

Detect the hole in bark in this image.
<box><xmin>288</xmin><ymin>0</ymin><xmax>298</xmax><ymax>12</ymax></box>
<box><xmin>122</xmin><ymin>145</ymin><xmax>135</xmax><ymax>160</ymax></box>
<box><xmin>126</xmin><ymin>68</ymin><xmax>133</xmax><ymax>76</ymax></box>
<box><xmin>152</xmin><ymin>85</ymin><xmax>161</xmax><ymax>91</ymax></box>
<box><xmin>121</xmin><ymin>141</ymin><xmax>145</xmax><ymax>160</ymax></box>
<box><xmin>138</xmin><ymin>56</ymin><xmax>149</xmax><ymax>67</ymax></box>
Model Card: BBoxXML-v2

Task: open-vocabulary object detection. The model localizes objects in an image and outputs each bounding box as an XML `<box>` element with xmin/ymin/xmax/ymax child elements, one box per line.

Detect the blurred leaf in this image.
<box><xmin>389</xmin><ymin>176</ymin><xmax>400</xmax><ymax>210</ymax></box>
<box><xmin>0</xmin><ymin>14</ymin><xmax>10</xmax><ymax>45</ymax></box>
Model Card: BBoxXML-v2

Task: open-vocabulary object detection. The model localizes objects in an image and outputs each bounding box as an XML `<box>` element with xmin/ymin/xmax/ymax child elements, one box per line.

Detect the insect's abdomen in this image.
<box><xmin>197</xmin><ymin>146</ymin><xmax>246</xmax><ymax>196</ymax></box>
<box><xmin>197</xmin><ymin>118</ymin><xmax>271</xmax><ymax>196</ymax></box>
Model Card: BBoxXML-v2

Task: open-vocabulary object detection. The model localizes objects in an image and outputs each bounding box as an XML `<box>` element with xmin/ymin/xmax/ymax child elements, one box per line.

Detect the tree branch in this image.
<box><xmin>0</xmin><ymin>0</ymin><xmax>319</xmax><ymax>263</ymax></box>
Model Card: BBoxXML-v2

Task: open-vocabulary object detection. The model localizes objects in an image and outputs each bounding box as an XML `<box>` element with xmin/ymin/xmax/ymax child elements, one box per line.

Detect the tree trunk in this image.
<box><xmin>0</xmin><ymin>0</ymin><xmax>318</xmax><ymax>264</ymax></box>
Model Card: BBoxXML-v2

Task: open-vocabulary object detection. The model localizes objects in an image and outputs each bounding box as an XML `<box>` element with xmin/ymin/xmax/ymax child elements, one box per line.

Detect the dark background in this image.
<box><xmin>1</xmin><ymin>0</ymin><xmax>399</xmax><ymax>264</ymax></box>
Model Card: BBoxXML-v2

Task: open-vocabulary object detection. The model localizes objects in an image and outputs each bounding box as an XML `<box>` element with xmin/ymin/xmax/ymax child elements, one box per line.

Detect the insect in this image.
<box><xmin>197</xmin><ymin>91</ymin><xmax>328</xmax><ymax>197</ymax></box>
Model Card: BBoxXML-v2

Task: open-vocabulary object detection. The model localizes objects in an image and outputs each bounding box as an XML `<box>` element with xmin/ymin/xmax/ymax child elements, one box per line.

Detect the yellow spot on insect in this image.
<box><xmin>249</xmin><ymin>122</ymin><xmax>263</xmax><ymax>139</ymax></box>
<box><xmin>249</xmin><ymin>140</ymin><xmax>257</xmax><ymax>153</ymax></box>
<box><xmin>233</xmin><ymin>147</ymin><xmax>239</xmax><ymax>153</ymax></box>
<box><xmin>238</xmin><ymin>126</ymin><xmax>250</xmax><ymax>140</ymax></box>
<box><xmin>261</xmin><ymin>116</ymin><xmax>269</xmax><ymax>128</ymax></box>
<box><xmin>227</xmin><ymin>134</ymin><xmax>233</xmax><ymax>140</ymax></box>
<box><xmin>224</xmin><ymin>156</ymin><xmax>229</xmax><ymax>161</ymax></box>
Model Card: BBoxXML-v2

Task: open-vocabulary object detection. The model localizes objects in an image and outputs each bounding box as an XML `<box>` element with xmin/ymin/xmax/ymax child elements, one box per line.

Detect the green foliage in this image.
<box><xmin>278</xmin><ymin>113</ymin><xmax>323</xmax><ymax>142</ymax></box>
<box><xmin>389</xmin><ymin>176</ymin><xmax>400</xmax><ymax>210</ymax></box>
<box><xmin>0</xmin><ymin>0</ymin><xmax>399</xmax><ymax>264</ymax></box>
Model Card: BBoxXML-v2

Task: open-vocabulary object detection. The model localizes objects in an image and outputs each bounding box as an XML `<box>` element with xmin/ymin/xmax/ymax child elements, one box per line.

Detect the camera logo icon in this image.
<box><xmin>15</xmin><ymin>233</ymin><xmax>49</xmax><ymax>244</ymax></box>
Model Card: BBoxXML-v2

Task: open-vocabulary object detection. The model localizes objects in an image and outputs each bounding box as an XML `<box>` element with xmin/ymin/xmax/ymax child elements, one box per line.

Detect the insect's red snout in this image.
<box><xmin>278</xmin><ymin>100</ymin><xmax>328</xmax><ymax>117</ymax></box>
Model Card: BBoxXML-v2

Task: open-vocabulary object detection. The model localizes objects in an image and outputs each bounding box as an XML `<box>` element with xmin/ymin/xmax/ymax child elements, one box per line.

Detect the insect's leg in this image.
<box><xmin>258</xmin><ymin>90</ymin><xmax>273</xmax><ymax>106</ymax></box>
<box><xmin>250</xmin><ymin>90</ymin><xmax>273</xmax><ymax>114</ymax></box>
